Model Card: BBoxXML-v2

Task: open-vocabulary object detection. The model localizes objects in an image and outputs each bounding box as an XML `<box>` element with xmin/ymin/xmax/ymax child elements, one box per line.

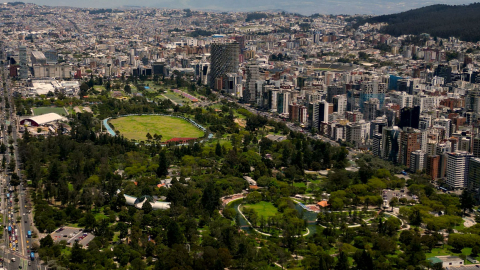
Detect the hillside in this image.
<box><xmin>358</xmin><ymin>3</ymin><xmax>480</xmax><ymax>42</ymax></box>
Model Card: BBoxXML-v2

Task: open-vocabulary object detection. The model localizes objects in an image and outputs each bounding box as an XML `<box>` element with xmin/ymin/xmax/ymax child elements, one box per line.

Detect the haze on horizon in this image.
<box><xmin>24</xmin><ymin>0</ymin><xmax>476</xmax><ymax>15</ymax></box>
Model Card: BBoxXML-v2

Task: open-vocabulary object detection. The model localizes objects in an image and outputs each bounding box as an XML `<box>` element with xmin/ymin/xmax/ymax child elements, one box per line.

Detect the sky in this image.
<box><xmin>26</xmin><ymin>0</ymin><xmax>476</xmax><ymax>15</ymax></box>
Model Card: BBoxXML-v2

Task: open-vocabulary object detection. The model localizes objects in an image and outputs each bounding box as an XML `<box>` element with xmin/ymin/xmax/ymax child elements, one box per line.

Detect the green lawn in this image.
<box><xmin>163</xmin><ymin>91</ymin><xmax>188</xmax><ymax>105</ymax></box>
<box><xmin>32</xmin><ymin>107</ymin><xmax>66</xmax><ymax>116</ymax></box>
<box><xmin>243</xmin><ymin>201</ymin><xmax>279</xmax><ymax>218</ymax></box>
<box><xmin>426</xmin><ymin>247</ymin><xmax>473</xmax><ymax>259</ymax></box>
<box><xmin>109</xmin><ymin>115</ymin><xmax>204</xmax><ymax>141</ymax></box>
<box><xmin>93</xmin><ymin>85</ymin><xmax>106</xmax><ymax>91</ymax></box>
<box><xmin>293</xmin><ymin>182</ymin><xmax>307</xmax><ymax>188</ymax></box>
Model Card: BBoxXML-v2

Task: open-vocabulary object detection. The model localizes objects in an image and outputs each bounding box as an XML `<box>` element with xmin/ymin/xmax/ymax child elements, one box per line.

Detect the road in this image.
<box><xmin>0</xmin><ymin>62</ymin><xmax>41</xmax><ymax>269</ymax></box>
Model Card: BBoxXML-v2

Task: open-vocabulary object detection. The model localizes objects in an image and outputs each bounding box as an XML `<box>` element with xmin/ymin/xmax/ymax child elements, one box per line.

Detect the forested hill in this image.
<box><xmin>358</xmin><ymin>3</ymin><xmax>480</xmax><ymax>42</ymax></box>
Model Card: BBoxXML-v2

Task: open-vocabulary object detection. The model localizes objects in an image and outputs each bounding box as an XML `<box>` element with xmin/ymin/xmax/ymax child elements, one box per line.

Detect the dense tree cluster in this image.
<box><xmin>358</xmin><ymin>3</ymin><xmax>480</xmax><ymax>42</ymax></box>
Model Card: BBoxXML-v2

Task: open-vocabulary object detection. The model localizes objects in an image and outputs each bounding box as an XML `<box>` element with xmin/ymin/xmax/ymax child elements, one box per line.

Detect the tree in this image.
<box><xmin>156</xmin><ymin>151</ymin><xmax>169</xmax><ymax>177</ymax></box>
<box><xmin>201</xmin><ymin>181</ymin><xmax>220</xmax><ymax>215</ymax></box>
<box><xmin>10</xmin><ymin>173</ymin><xmax>20</xmax><ymax>187</ymax></box>
<box><xmin>142</xmin><ymin>200</ymin><xmax>153</xmax><ymax>214</ymax></box>
<box><xmin>460</xmin><ymin>190</ymin><xmax>475</xmax><ymax>215</ymax></box>
<box><xmin>8</xmin><ymin>160</ymin><xmax>15</xmax><ymax>172</ymax></box>
<box><xmin>389</xmin><ymin>197</ymin><xmax>399</xmax><ymax>211</ymax></box>
<box><xmin>335</xmin><ymin>251</ymin><xmax>349</xmax><ymax>270</ymax></box>
<box><xmin>472</xmin><ymin>245</ymin><xmax>480</xmax><ymax>257</ymax></box>
<box><xmin>40</xmin><ymin>235</ymin><xmax>54</xmax><ymax>248</ymax></box>
<box><xmin>146</xmin><ymin>133</ymin><xmax>152</xmax><ymax>141</ymax></box>
<box><xmin>124</xmin><ymin>84</ymin><xmax>132</xmax><ymax>94</ymax></box>
<box><xmin>166</xmin><ymin>220</ymin><xmax>184</xmax><ymax>247</ymax></box>
<box><xmin>215</xmin><ymin>142</ymin><xmax>222</xmax><ymax>157</ymax></box>
<box><xmin>71</xmin><ymin>241</ymin><xmax>85</xmax><ymax>263</ymax></box>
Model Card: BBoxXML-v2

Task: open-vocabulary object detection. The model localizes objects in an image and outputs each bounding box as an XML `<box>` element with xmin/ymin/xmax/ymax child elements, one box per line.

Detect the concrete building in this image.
<box><xmin>333</xmin><ymin>95</ymin><xmax>347</xmax><ymax>116</ymax></box>
<box><xmin>309</xmin><ymin>102</ymin><xmax>320</xmax><ymax>131</ymax></box>
<box><xmin>426</xmin><ymin>155</ymin><xmax>440</xmax><ymax>180</ymax></box>
<box><xmin>446</xmin><ymin>151</ymin><xmax>473</xmax><ymax>189</ymax></box>
<box><xmin>244</xmin><ymin>63</ymin><xmax>259</xmax><ymax>103</ymax></box>
<box><xmin>382</xmin><ymin>126</ymin><xmax>401</xmax><ymax>163</ymax></box>
<box><xmin>399</xmin><ymin>128</ymin><xmax>426</xmax><ymax>168</ymax></box>
<box><xmin>428</xmin><ymin>256</ymin><xmax>464</xmax><ymax>268</ymax></box>
<box><xmin>19</xmin><ymin>45</ymin><xmax>28</xmax><ymax>79</ymax></box>
<box><xmin>210</xmin><ymin>41</ymin><xmax>239</xmax><ymax>89</ymax></box>
<box><xmin>33</xmin><ymin>64</ymin><xmax>73</xmax><ymax>78</ymax></box>
<box><xmin>359</xmin><ymin>80</ymin><xmax>387</xmax><ymax>111</ymax></box>
<box><xmin>473</xmin><ymin>137</ymin><xmax>480</xmax><ymax>158</ymax></box>
<box><xmin>299</xmin><ymin>106</ymin><xmax>307</xmax><ymax>124</ymax></box>
<box><xmin>319</xmin><ymin>100</ymin><xmax>329</xmax><ymax>124</ymax></box>
<box><xmin>31</xmin><ymin>51</ymin><xmax>47</xmax><ymax>65</ymax></box>
<box><xmin>363</xmin><ymin>98</ymin><xmax>380</xmax><ymax>121</ymax></box>
<box><xmin>468</xmin><ymin>157</ymin><xmax>480</xmax><ymax>196</ymax></box>
<box><xmin>346</xmin><ymin>120</ymin><xmax>370</xmax><ymax>147</ymax></box>
<box><xmin>410</xmin><ymin>150</ymin><xmax>426</xmax><ymax>173</ymax></box>
<box><xmin>433</xmin><ymin>118</ymin><xmax>452</xmax><ymax>138</ymax></box>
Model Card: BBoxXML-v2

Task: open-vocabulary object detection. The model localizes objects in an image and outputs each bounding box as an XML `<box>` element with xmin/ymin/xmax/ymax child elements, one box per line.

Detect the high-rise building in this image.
<box><xmin>277</xmin><ymin>91</ymin><xmax>290</xmax><ymax>115</ymax></box>
<box><xmin>399</xmin><ymin>128</ymin><xmax>425</xmax><ymax>168</ymax></box>
<box><xmin>268</xmin><ymin>88</ymin><xmax>279</xmax><ymax>112</ymax></box>
<box><xmin>372</xmin><ymin>133</ymin><xmax>383</xmax><ymax>157</ymax></box>
<box><xmin>433</xmin><ymin>118</ymin><xmax>452</xmax><ymax>138</ymax></box>
<box><xmin>210</xmin><ymin>42</ymin><xmax>239</xmax><ymax>89</ymax></box>
<box><xmin>399</xmin><ymin>106</ymin><xmax>420</xmax><ymax>129</ymax></box>
<box><xmin>426</xmin><ymin>155</ymin><xmax>440</xmax><ymax>181</ymax></box>
<box><xmin>390</xmin><ymin>91</ymin><xmax>413</xmax><ymax>108</ymax></box>
<box><xmin>410</xmin><ymin>150</ymin><xmax>426</xmax><ymax>173</ymax></box>
<box><xmin>370</xmin><ymin>116</ymin><xmax>388</xmax><ymax>138</ymax></box>
<box><xmin>309</xmin><ymin>102</ymin><xmax>320</xmax><ymax>131</ymax></box>
<box><xmin>446</xmin><ymin>151</ymin><xmax>473</xmax><ymax>189</ymax></box>
<box><xmin>244</xmin><ymin>63</ymin><xmax>259</xmax><ymax>103</ymax></box>
<box><xmin>319</xmin><ymin>100</ymin><xmax>329</xmax><ymax>124</ymax></box>
<box><xmin>327</xmin><ymin>85</ymin><xmax>346</xmax><ymax>102</ymax></box>
<box><xmin>363</xmin><ymin>98</ymin><xmax>380</xmax><ymax>121</ymax></box>
<box><xmin>130</xmin><ymin>48</ymin><xmax>135</xmax><ymax>66</ymax></box>
<box><xmin>333</xmin><ymin>95</ymin><xmax>347</xmax><ymax>116</ymax></box>
<box><xmin>434</xmin><ymin>64</ymin><xmax>452</xmax><ymax>84</ymax></box>
<box><xmin>19</xmin><ymin>45</ymin><xmax>28</xmax><ymax>79</ymax></box>
<box><xmin>289</xmin><ymin>104</ymin><xmax>300</xmax><ymax>122</ymax></box>
<box><xmin>382</xmin><ymin>126</ymin><xmax>401</xmax><ymax>163</ymax></box>
<box><xmin>472</xmin><ymin>137</ymin><xmax>480</xmax><ymax>158</ymax></box>
<box><xmin>468</xmin><ymin>157</ymin><xmax>480</xmax><ymax>195</ymax></box>
<box><xmin>299</xmin><ymin>106</ymin><xmax>307</xmax><ymax>124</ymax></box>
<box><xmin>346</xmin><ymin>120</ymin><xmax>370</xmax><ymax>147</ymax></box>
<box><xmin>359</xmin><ymin>80</ymin><xmax>387</xmax><ymax>111</ymax></box>
<box><xmin>466</xmin><ymin>90</ymin><xmax>480</xmax><ymax>115</ymax></box>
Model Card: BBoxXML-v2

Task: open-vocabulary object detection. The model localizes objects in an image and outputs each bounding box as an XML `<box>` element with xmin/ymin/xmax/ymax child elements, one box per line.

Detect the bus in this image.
<box><xmin>27</xmin><ymin>230</ymin><xmax>31</xmax><ymax>238</ymax></box>
<box><xmin>30</xmin><ymin>251</ymin><xmax>35</xmax><ymax>261</ymax></box>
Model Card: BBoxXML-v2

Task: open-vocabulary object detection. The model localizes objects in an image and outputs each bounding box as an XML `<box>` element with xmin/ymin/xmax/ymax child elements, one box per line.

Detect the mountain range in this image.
<box><xmin>358</xmin><ymin>3</ymin><xmax>480</xmax><ymax>42</ymax></box>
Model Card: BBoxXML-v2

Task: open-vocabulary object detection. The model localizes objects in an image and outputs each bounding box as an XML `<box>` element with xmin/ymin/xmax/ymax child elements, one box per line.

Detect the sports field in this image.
<box><xmin>33</xmin><ymin>107</ymin><xmax>66</xmax><ymax>116</ymax></box>
<box><xmin>109</xmin><ymin>115</ymin><xmax>204</xmax><ymax>141</ymax></box>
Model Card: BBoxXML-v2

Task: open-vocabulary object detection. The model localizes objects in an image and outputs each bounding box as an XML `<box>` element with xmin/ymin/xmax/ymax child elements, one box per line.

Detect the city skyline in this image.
<box><xmin>22</xmin><ymin>0</ymin><xmax>477</xmax><ymax>15</ymax></box>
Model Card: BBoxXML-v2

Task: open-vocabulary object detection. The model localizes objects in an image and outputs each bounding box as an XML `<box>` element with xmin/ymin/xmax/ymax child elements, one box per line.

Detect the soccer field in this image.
<box><xmin>33</xmin><ymin>107</ymin><xmax>67</xmax><ymax>116</ymax></box>
<box><xmin>109</xmin><ymin>115</ymin><xmax>204</xmax><ymax>141</ymax></box>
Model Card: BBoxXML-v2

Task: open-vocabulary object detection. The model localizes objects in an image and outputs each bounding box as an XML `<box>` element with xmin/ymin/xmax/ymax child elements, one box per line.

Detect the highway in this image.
<box><xmin>0</xmin><ymin>62</ymin><xmax>39</xmax><ymax>269</ymax></box>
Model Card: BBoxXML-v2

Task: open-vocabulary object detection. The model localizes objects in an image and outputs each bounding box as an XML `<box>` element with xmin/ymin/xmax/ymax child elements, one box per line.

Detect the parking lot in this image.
<box><xmin>51</xmin><ymin>226</ymin><xmax>95</xmax><ymax>247</ymax></box>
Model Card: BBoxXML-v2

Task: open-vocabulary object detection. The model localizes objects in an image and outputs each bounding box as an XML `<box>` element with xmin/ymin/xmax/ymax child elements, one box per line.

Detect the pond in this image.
<box><xmin>228</xmin><ymin>199</ymin><xmax>320</xmax><ymax>237</ymax></box>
